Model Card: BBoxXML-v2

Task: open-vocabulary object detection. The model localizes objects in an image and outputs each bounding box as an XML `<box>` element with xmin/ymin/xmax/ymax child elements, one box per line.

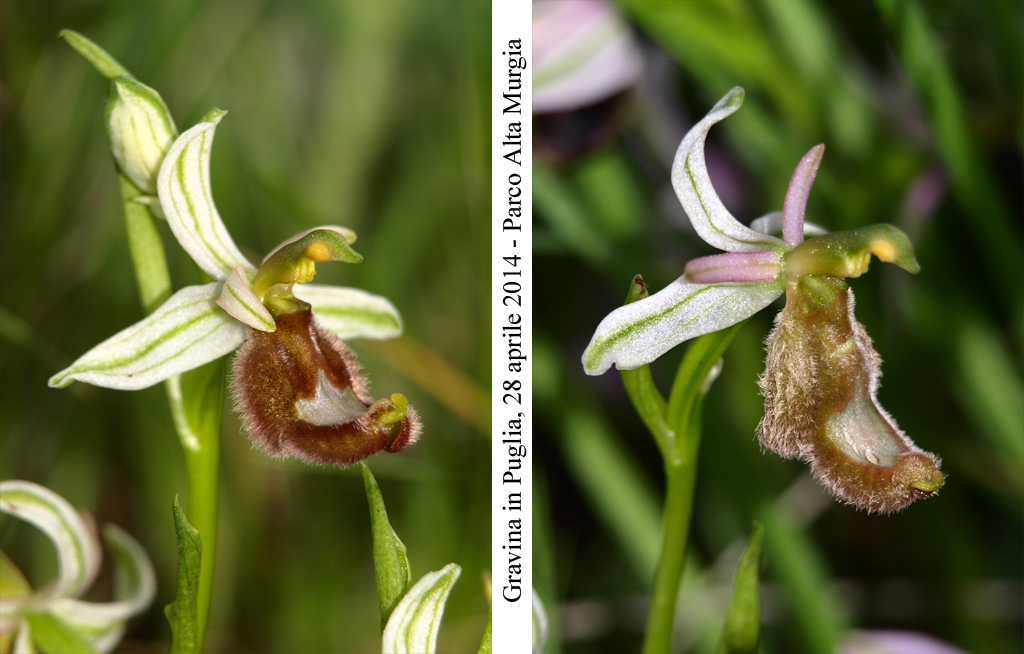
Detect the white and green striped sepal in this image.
<box><xmin>48</xmin><ymin>282</ymin><xmax>246</xmax><ymax>390</ymax></box>
<box><xmin>104</xmin><ymin>77</ymin><xmax>177</xmax><ymax>194</ymax></box>
<box><xmin>0</xmin><ymin>481</ymin><xmax>100</xmax><ymax>603</ymax></box>
<box><xmin>295</xmin><ymin>284</ymin><xmax>403</xmax><ymax>340</ymax></box>
<box><xmin>381</xmin><ymin>563</ymin><xmax>461</xmax><ymax>654</ymax></box>
<box><xmin>157</xmin><ymin>110</ymin><xmax>255</xmax><ymax>280</ymax></box>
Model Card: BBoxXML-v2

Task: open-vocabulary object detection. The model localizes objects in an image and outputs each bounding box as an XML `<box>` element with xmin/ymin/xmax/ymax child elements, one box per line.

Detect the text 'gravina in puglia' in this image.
<box><xmin>502</xmin><ymin>413</ymin><xmax>525</xmax><ymax>602</ymax></box>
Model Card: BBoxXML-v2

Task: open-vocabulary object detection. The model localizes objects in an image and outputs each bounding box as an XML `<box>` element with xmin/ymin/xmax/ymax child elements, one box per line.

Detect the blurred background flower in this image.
<box><xmin>0</xmin><ymin>1</ymin><xmax>490</xmax><ymax>651</ymax></box>
<box><xmin>532</xmin><ymin>1</ymin><xmax>1021</xmax><ymax>652</ymax></box>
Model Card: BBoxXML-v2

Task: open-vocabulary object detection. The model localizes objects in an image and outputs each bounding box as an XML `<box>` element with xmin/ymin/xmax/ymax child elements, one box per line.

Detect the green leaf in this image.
<box><xmin>716</xmin><ymin>522</ymin><xmax>765</xmax><ymax>654</ymax></box>
<box><xmin>618</xmin><ymin>275</ymin><xmax>672</xmax><ymax>457</ymax></box>
<box><xmin>361</xmin><ymin>463</ymin><xmax>411</xmax><ymax>628</ymax></box>
<box><xmin>165</xmin><ymin>496</ymin><xmax>202</xmax><ymax>654</ymax></box>
<box><xmin>477</xmin><ymin>611</ymin><xmax>492</xmax><ymax>654</ymax></box>
<box><xmin>381</xmin><ymin>563</ymin><xmax>461</xmax><ymax>654</ymax></box>
<box><xmin>59</xmin><ymin>30</ymin><xmax>131</xmax><ymax>81</ymax></box>
<box><xmin>23</xmin><ymin>612</ymin><xmax>98</xmax><ymax>654</ymax></box>
<box><xmin>666</xmin><ymin>320</ymin><xmax>748</xmax><ymax>436</ymax></box>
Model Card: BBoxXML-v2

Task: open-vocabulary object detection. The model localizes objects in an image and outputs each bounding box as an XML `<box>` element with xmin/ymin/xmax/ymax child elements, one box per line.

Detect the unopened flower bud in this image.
<box><xmin>232</xmin><ymin>309</ymin><xmax>420</xmax><ymax>466</ymax></box>
<box><xmin>104</xmin><ymin>76</ymin><xmax>177</xmax><ymax>193</ymax></box>
<box><xmin>758</xmin><ymin>277</ymin><xmax>943</xmax><ymax>514</ymax></box>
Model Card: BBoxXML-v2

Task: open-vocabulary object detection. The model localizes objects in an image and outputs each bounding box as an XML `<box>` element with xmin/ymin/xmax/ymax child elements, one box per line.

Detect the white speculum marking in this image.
<box><xmin>826</xmin><ymin>394</ymin><xmax>904</xmax><ymax>467</ymax></box>
<box><xmin>294</xmin><ymin>370</ymin><xmax>367</xmax><ymax>426</ymax></box>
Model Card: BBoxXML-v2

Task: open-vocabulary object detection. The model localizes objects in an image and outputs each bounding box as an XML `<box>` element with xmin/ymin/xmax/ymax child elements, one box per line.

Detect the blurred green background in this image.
<box><xmin>1</xmin><ymin>1</ymin><xmax>490</xmax><ymax>652</ymax></box>
<box><xmin>533</xmin><ymin>1</ymin><xmax>1022</xmax><ymax>653</ymax></box>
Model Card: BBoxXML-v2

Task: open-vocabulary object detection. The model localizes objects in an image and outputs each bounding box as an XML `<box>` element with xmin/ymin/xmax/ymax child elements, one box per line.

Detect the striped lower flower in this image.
<box><xmin>0</xmin><ymin>480</ymin><xmax>156</xmax><ymax>653</ymax></box>
<box><xmin>582</xmin><ymin>87</ymin><xmax>943</xmax><ymax>513</ymax></box>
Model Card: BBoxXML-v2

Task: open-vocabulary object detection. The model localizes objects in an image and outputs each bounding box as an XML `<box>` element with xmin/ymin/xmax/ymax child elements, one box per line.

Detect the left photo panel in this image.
<box><xmin>0</xmin><ymin>2</ymin><xmax>492</xmax><ymax>652</ymax></box>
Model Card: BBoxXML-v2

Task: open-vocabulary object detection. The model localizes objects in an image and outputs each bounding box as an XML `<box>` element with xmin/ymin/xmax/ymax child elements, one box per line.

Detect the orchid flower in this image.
<box><xmin>49</xmin><ymin>98</ymin><xmax>419</xmax><ymax>467</ymax></box>
<box><xmin>583</xmin><ymin>87</ymin><xmax>944</xmax><ymax>513</ymax></box>
<box><xmin>0</xmin><ymin>480</ymin><xmax>156</xmax><ymax>653</ymax></box>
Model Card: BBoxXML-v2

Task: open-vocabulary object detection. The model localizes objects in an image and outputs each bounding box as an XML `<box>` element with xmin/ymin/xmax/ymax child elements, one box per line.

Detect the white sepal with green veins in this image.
<box><xmin>381</xmin><ymin>563</ymin><xmax>461</xmax><ymax>654</ymax></box>
<box><xmin>0</xmin><ymin>481</ymin><xmax>156</xmax><ymax>653</ymax></box>
<box><xmin>105</xmin><ymin>77</ymin><xmax>177</xmax><ymax>194</ymax></box>
<box><xmin>49</xmin><ymin>283</ymin><xmax>247</xmax><ymax>391</ymax></box>
<box><xmin>157</xmin><ymin>109</ymin><xmax>254</xmax><ymax>280</ymax></box>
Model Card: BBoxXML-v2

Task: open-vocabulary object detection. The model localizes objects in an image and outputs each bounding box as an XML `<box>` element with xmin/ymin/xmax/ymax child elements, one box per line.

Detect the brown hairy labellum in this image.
<box><xmin>232</xmin><ymin>310</ymin><xmax>420</xmax><ymax>466</ymax></box>
<box><xmin>758</xmin><ymin>277</ymin><xmax>944</xmax><ymax>514</ymax></box>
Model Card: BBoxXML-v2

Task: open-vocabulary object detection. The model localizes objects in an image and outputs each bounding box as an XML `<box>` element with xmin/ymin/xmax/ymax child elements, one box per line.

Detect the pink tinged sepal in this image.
<box><xmin>216</xmin><ymin>266</ymin><xmax>276</xmax><ymax>332</ymax></box>
<box><xmin>782</xmin><ymin>144</ymin><xmax>825</xmax><ymax>247</ymax></box>
<box><xmin>232</xmin><ymin>310</ymin><xmax>420</xmax><ymax>467</ymax></box>
<box><xmin>157</xmin><ymin>109</ymin><xmax>255</xmax><ymax>280</ymax></box>
<box><xmin>48</xmin><ymin>282</ymin><xmax>247</xmax><ymax>390</ymax></box>
<box><xmin>683</xmin><ymin>250</ymin><xmax>782</xmax><ymax>284</ymax></box>
<box><xmin>582</xmin><ymin>277</ymin><xmax>783</xmax><ymax>375</ymax></box>
<box><xmin>670</xmin><ymin>87</ymin><xmax>786</xmax><ymax>255</ymax></box>
<box><xmin>758</xmin><ymin>278</ymin><xmax>943</xmax><ymax>514</ymax></box>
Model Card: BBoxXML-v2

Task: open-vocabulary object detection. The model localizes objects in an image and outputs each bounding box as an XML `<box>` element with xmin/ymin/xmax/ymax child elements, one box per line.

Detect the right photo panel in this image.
<box><xmin>532</xmin><ymin>2</ymin><xmax>1022</xmax><ymax>653</ymax></box>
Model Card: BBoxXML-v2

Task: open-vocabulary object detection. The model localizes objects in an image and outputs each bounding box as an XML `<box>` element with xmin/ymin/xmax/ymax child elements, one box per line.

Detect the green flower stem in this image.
<box><xmin>120</xmin><ymin>175</ymin><xmax>221</xmax><ymax>651</ymax></box>
<box><xmin>637</xmin><ymin>321</ymin><xmax>747</xmax><ymax>654</ymax></box>
<box><xmin>168</xmin><ymin>362</ymin><xmax>223</xmax><ymax>650</ymax></box>
<box><xmin>178</xmin><ymin>407</ymin><xmax>220</xmax><ymax>650</ymax></box>
<box><xmin>119</xmin><ymin>177</ymin><xmax>170</xmax><ymax>311</ymax></box>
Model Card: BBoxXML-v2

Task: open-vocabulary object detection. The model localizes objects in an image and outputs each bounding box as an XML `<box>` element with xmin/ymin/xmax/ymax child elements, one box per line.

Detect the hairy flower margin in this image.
<box><xmin>583</xmin><ymin>87</ymin><xmax>944</xmax><ymax>514</ymax></box>
<box><xmin>0</xmin><ymin>480</ymin><xmax>156</xmax><ymax>652</ymax></box>
<box><xmin>49</xmin><ymin>34</ymin><xmax>419</xmax><ymax>467</ymax></box>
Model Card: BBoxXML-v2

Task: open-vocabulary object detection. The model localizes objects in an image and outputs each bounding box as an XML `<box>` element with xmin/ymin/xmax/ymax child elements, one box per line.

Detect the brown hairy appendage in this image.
<box><xmin>758</xmin><ymin>278</ymin><xmax>943</xmax><ymax>514</ymax></box>
<box><xmin>232</xmin><ymin>310</ymin><xmax>420</xmax><ymax>467</ymax></box>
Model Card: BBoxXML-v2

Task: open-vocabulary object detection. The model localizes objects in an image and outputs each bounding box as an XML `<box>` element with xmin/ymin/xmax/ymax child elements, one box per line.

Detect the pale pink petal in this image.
<box><xmin>684</xmin><ymin>251</ymin><xmax>782</xmax><ymax>284</ymax></box>
<box><xmin>783</xmin><ymin>144</ymin><xmax>825</xmax><ymax>247</ymax></box>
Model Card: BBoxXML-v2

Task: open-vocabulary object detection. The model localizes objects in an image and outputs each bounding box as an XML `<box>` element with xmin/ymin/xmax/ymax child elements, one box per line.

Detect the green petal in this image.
<box><xmin>583</xmin><ymin>278</ymin><xmax>782</xmax><ymax>374</ymax></box>
<box><xmin>157</xmin><ymin>111</ymin><xmax>254</xmax><ymax>279</ymax></box>
<box><xmin>381</xmin><ymin>563</ymin><xmax>461</xmax><ymax>654</ymax></box>
<box><xmin>295</xmin><ymin>284</ymin><xmax>403</xmax><ymax>340</ymax></box>
<box><xmin>216</xmin><ymin>267</ymin><xmax>276</xmax><ymax>332</ymax></box>
<box><xmin>0</xmin><ymin>481</ymin><xmax>100</xmax><ymax>602</ymax></box>
<box><xmin>49</xmin><ymin>283</ymin><xmax>246</xmax><ymax>390</ymax></box>
<box><xmin>670</xmin><ymin>88</ymin><xmax>786</xmax><ymax>254</ymax></box>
